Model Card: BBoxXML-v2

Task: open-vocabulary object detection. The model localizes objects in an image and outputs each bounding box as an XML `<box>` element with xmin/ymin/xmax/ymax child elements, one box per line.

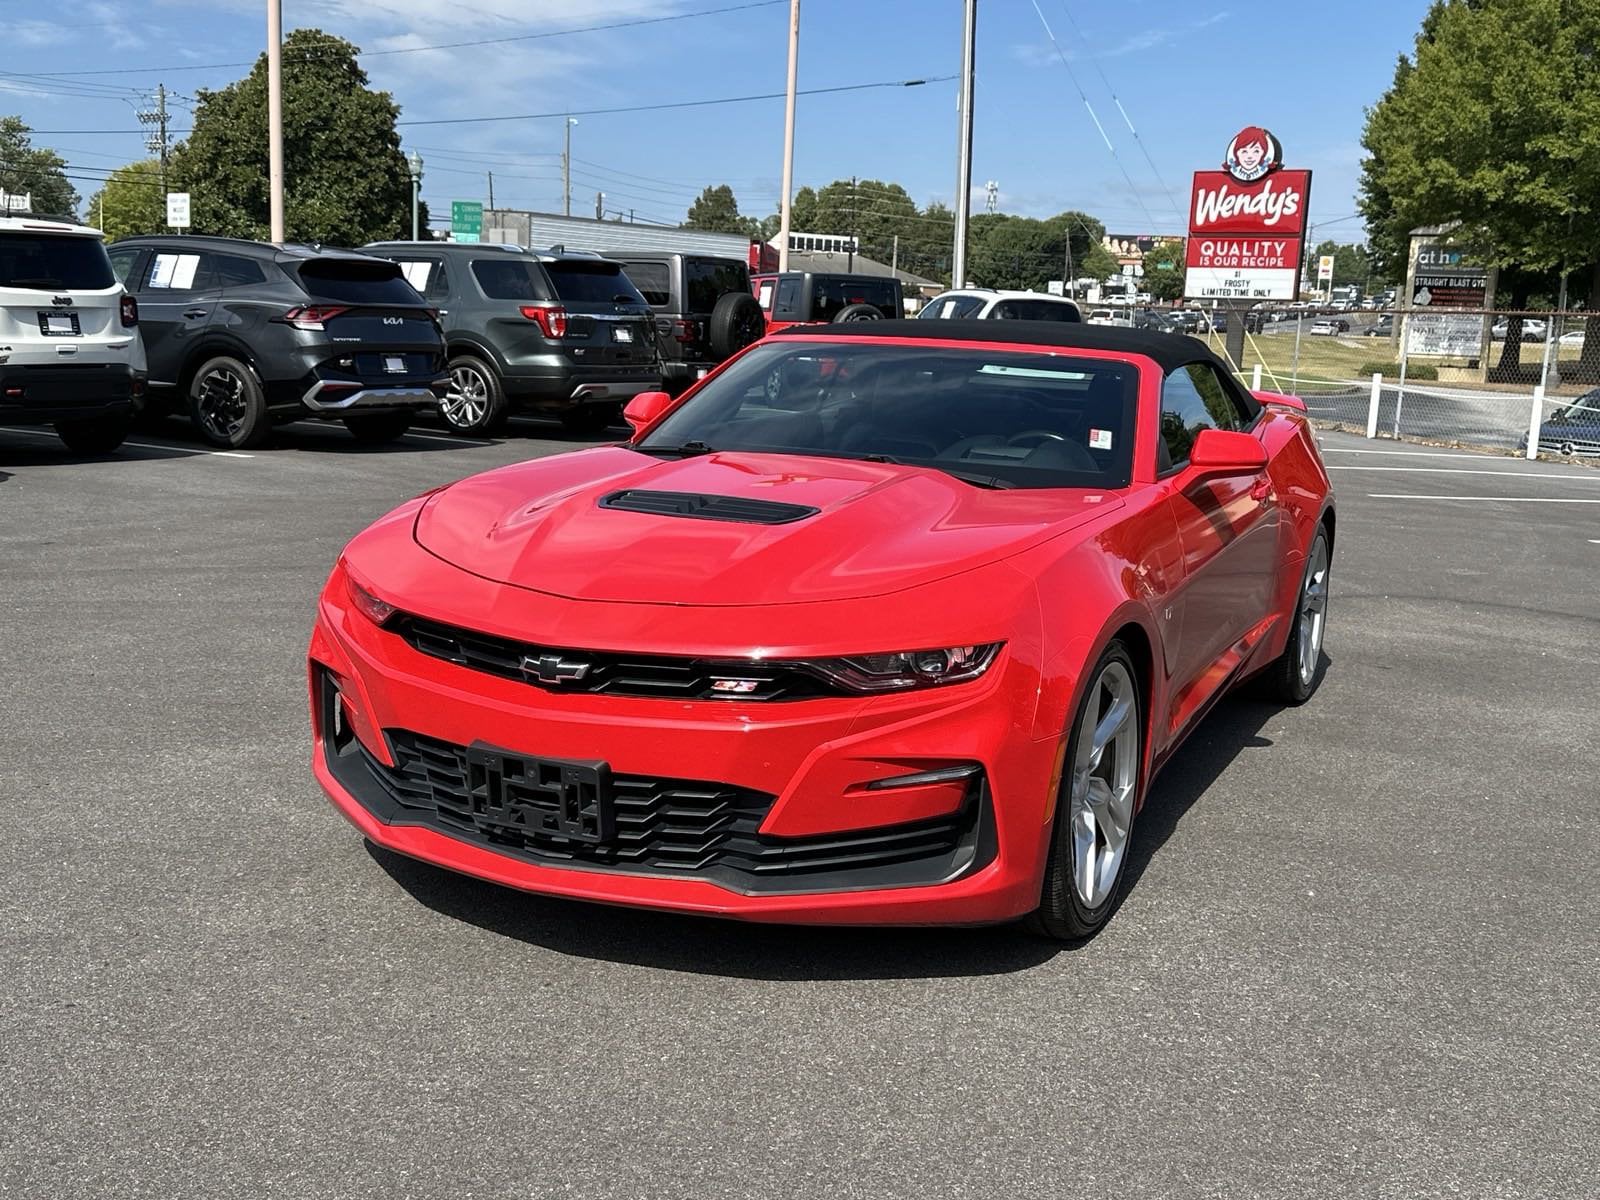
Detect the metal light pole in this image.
<box><xmin>267</xmin><ymin>0</ymin><xmax>284</xmax><ymax>242</ymax></box>
<box><xmin>407</xmin><ymin>151</ymin><xmax>423</xmax><ymax>240</ymax></box>
<box><xmin>776</xmin><ymin>0</ymin><xmax>801</xmax><ymax>272</ymax></box>
<box><xmin>951</xmin><ymin>0</ymin><xmax>977</xmax><ymax>288</ymax></box>
<box><xmin>563</xmin><ymin>117</ymin><xmax>578</xmax><ymax>217</ymax></box>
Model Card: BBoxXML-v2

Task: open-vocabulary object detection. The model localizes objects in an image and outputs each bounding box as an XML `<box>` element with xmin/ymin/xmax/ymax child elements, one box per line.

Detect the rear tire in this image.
<box><xmin>189</xmin><ymin>356</ymin><xmax>270</xmax><ymax>449</ymax></box>
<box><xmin>441</xmin><ymin>355</ymin><xmax>508</xmax><ymax>435</ymax></box>
<box><xmin>1029</xmin><ymin>641</ymin><xmax>1144</xmax><ymax>942</ymax></box>
<box><xmin>559</xmin><ymin>405</ymin><xmax>615</xmax><ymax>435</ymax></box>
<box><xmin>55</xmin><ymin>411</ymin><xmax>131</xmax><ymax>455</ymax></box>
<box><xmin>832</xmin><ymin>303</ymin><xmax>883</xmax><ymax>323</ymax></box>
<box><xmin>342</xmin><ymin>412</ymin><xmax>414</xmax><ymax>444</ymax></box>
<box><xmin>1261</xmin><ymin>526</ymin><xmax>1331</xmax><ymax>705</ymax></box>
<box><xmin>708</xmin><ymin>291</ymin><xmax>766</xmax><ymax>358</ymax></box>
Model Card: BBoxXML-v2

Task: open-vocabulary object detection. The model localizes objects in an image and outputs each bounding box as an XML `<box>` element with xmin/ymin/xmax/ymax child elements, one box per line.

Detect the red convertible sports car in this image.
<box><xmin>309</xmin><ymin>321</ymin><xmax>1334</xmax><ymax>940</ymax></box>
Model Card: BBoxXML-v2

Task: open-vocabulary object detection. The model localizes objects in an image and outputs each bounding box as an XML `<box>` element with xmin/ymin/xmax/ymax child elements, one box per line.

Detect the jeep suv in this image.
<box><xmin>750</xmin><ymin>271</ymin><xmax>905</xmax><ymax>333</ymax></box>
<box><xmin>611</xmin><ymin>251</ymin><xmax>765</xmax><ymax>395</ymax></box>
<box><xmin>0</xmin><ymin>212</ymin><xmax>147</xmax><ymax>454</ymax></box>
<box><xmin>363</xmin><ymin>242</ymin><xmax>660</xmax><ymax>434</ymax></box>
<box><xmin>110</xmin><ymin>235</ymin><xmax>448</xmax><ymax>448</ymax></box>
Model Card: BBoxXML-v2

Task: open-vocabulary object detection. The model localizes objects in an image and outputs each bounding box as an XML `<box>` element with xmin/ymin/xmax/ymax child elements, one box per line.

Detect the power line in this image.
<box><xmin>21</xmin><ymin>1</ymin><xmax>786</xmax><ymax>77</ymax></box>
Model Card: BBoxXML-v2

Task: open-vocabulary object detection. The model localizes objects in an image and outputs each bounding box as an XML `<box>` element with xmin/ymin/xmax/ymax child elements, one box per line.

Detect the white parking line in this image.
<box><xmin>400</xmin><ymin>431</ymin><xmax>494</xmax><ymax>446</ymax></box>
<box><xmin>1369</xmin><ymin>493</ymin><xmax>1600</xmax><ymax>504</ymax></box>
<box><xmin>0</xmin><ymin>426</ymin><xmax>253</xmax><ymax>458</ymax></box>
<box><xmin>1329</xmin><ymin>465</ymin><xmax>1600</xmax><ymax>481</ymax></box>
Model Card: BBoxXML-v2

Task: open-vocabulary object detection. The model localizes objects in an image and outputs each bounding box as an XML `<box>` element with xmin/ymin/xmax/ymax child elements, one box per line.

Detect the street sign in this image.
<box><xmin>1317</xmin><ymin>254</ymin><xmax>1334</xmax><ymax>282</ymax></box>
<box><xmin>1046</xmin><ymin>280</ymin><xmax>1064</xmax><ymax>295</ymax></box>
<box><xmin>0</xmin><ymin>189</ymin><xmax>32</xmax><ymax>214</ymax></box>
<box><xmin>451</xmin><ymin>200</ymin><xmax>483</xmax><ymax>244</ymax></box>
<box><xmin>166</xmin><ymin>192</ymin><xmax>191</xmax><ymax>229</ymax></box>
<box><xmin>1184</xmin><ymin>125</ymin><xmax>1310</xmax><ymax>302</ymax></box>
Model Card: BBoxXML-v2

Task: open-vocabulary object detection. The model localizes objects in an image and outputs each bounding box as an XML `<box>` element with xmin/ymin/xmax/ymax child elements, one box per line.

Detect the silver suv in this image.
<box><xmin>0</xmin><ymin>212</ymin><xmax>146</xmax><ymax>453</ymax></box>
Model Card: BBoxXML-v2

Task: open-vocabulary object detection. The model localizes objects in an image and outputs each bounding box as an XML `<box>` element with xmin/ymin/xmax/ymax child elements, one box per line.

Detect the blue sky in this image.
<box><xmin>1</xmin><ymin>0</ymin><xmax>1431</xmax><ymax>243</ymax></box>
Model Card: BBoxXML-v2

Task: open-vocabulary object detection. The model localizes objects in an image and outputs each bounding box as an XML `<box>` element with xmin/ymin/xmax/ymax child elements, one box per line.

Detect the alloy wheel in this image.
<box><xmin>195</xmin><ymin>366</ymin><xmax>247</xmax><ymax>441</ymax></box>
<box><xmin>444</xmin><ymin>364</ymin><xmax>489</xmax><ymax>428</ymax></box>
<box><xmin>1069</xmin><ymin>659</ymin><xmax>1139</xmax><ymax>907</ymax></box>
<box><xmin>1298</xmin><ymin>536</ymin><xmax>1330</xmax><ymax>686</ymax></box>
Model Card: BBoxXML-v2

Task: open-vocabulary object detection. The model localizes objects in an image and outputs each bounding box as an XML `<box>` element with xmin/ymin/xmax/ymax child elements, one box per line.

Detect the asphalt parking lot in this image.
<box><xmin>2</xmin><ymin>419</ymin><xmax>1596</xmax><ymax>1199</ymax></box>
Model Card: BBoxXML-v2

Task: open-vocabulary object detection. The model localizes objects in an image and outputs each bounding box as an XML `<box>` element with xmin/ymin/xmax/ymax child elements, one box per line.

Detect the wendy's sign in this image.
<box><xmin>1185</xmin><ymin>127</ymin><xmax>1311</xmax><ymax>302</ymax></box>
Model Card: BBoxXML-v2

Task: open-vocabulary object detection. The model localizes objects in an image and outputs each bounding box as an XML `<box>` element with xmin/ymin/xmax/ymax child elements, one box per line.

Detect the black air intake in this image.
<box><xmin>599</xmin><ymin>489</ymin><xmax>818</xmax><ymax>525</ymax></box>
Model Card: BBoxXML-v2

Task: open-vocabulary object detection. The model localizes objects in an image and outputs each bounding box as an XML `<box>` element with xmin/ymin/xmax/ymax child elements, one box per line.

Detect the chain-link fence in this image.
<box><xmin>1183</xmin><ymin>306</ymin><xmax>1600</xmax><ymax>461</ymax></box>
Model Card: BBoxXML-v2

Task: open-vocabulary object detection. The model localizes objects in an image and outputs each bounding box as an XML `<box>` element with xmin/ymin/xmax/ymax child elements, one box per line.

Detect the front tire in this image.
<box><xmin>189</xmin><ymin>356</ymin><xmax>269</xmax><ymax>449</ymax></box>
<box><xmin>441</xmin><ymin>355</ymin><xmax>507</xmax><ymax>435</ymax></box>
<box><xmin>342</xmin><ymin>412</ymin><xmax>414</xmax><ymax>444</ymax></box>
<box><xmin>1030</xmin><ymin>642</ymin><xmax>1144</xmax><ymax>942</ymax></box>
<box><xmin>1263</xmin><ymin>526</ymin><xmax>1331</xmax><ymax>704</ymax></box>
<box><xmin>55</xmin><ymin>411</ymin><xmax>131</xmax><ymax>455</ymax></box>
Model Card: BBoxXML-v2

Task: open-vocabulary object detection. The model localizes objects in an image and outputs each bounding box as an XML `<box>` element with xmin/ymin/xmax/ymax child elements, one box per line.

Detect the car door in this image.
<box><xmin>1157</xmin><ymin>362</ymin><xmax>1280</xmax><ymax>714</ymax></box>
<box><xmin>134</xmin><ymin>247</ymin><xmax>219</xmax><ymax>386</ymax></box>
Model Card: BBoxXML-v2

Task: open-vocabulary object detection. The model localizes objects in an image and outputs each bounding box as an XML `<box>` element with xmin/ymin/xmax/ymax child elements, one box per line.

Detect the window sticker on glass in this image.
<box><xmin>1089</xmin><ymin>428</ymin><xmax>1114</xmax><ymax>450</ymax></box>
<box><xmin>758</xmin><ymin>282</ymin><xmax>774</xmax><ymax>308</ymax></box>
<box><xmin>399</xmin><ymin>261</ymin><xmax>433</xmax><ymax>290</ymax></box>
<box><xmin>148</xmin><ymin>253</ymin><xmax>200</xmax><ymax>289</ymax></box>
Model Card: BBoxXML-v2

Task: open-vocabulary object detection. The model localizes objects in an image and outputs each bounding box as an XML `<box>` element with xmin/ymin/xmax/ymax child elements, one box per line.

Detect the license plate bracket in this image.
<box><xmin>38</xmin><ymin>312</ymin><xmax>80</xmax><ymax>337</ymax></box>
<box><xmin>383</xmin><ymin>354</ymin><xmax>406</xmax><ymax>374</ymax></box>
<box><xmin>610</xmin><ymin>325</ymin><xmax>633</xmax><ymax>344</ymax></box>
<box><xmin>465</xmin><ymin>745</ymin><xmax>615</xmax><ymax>844</ymax></box>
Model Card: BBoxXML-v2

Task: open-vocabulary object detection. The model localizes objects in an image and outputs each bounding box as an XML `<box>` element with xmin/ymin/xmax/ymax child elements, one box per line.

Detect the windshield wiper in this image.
<box><xmin>635</xmin><ymin>439</ymin><xmax>715</xmax><ymax>458</ymax></box>
<box><xmin>939</xmin><ymin>467</ymin><xmax>1015</xmax><ymax>490</ymax></box>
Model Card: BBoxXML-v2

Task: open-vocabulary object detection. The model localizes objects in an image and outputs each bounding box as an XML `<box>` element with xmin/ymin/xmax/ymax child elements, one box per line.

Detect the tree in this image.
<box><xmin>1141</xmin><ymin>239</ymin><xmax>1186</xmax><ymax>302</ymax></box>
<box><xmin>85</xmin><ymin>160</ymin><xmax>166</xmax><ymax>241</ymax></box>
<box><xmin>1359</xmin><ymin>0</ymin><xmax>1600</xmax><ymax>372</ymax></box>
<box><xmin>1307</xmin><ymin>240</ymin><xmax>1373</xmax><ymax>289</ymax></box>
<box><xmin>684</xmin><ymin>184</ymin><xmax>749</xmax><ymax>234</ymax></box>
<box><xmin>0</xmin><ymin>117</ymin><xmax>77</xmax><ymax>216</ymax></box>
<box><xmin>169</xmin><ymin>29</ymin><xmax>416</xmax><ymax>244</ymax></box>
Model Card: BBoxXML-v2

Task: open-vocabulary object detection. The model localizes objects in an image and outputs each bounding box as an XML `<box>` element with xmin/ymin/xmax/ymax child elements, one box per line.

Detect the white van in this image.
<box><xmin>0</xmin><ymin>212</ymin><xmax>147</xmax><ymax>453</ymax></box>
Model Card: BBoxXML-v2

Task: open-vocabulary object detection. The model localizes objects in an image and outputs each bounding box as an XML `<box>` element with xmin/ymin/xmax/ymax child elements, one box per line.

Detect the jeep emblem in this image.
<box><xmin>51</xmin><ymin>296</ymin><xmax>72</xmax><ymax>307</ymax></box>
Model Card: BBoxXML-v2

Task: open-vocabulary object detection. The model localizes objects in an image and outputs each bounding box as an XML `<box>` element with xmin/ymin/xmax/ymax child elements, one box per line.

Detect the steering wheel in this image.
<box><xmin>1005</xmin><ymin>430</ymin><xmax>1067</xmax><ymax>448</ymax></box>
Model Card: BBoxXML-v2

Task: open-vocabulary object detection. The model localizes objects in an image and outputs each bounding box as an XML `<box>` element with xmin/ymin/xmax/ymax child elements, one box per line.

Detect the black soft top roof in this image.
<box><xmin>771</xmin><ymin>318</ymin><xmax>1235</xmax><ymax>375</ymax></box>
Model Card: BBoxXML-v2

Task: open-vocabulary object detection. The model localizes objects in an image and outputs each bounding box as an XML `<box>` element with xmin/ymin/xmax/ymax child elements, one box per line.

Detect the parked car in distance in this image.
<box><xmin>1086</xmin><ymin>308</ymin><xmax>1119</xmax><ymax>326</ymax></box>
<box><xmin>364</xmin><ymin>242</ymin><xmax>659</xmax><ymax>434</ymax></box>
<box><xmin>1</xmin><ymin>212</ymin><xmax>146</xmax><ymax>454</ymax></box>
<box><xmin>1365</xmin><ymin>314</ymin><xmax>1395</xmax><ymax>338</ymax></box>
<box><xmin>1310</xmin><ymin>317</ymin><xmax>1351</xmax><ymax>336</ymax></box>
<box><xmin>1490</xmin><ymin>317</ymin><xmax>1548</xmax><ymax>343</ymax></box>
<box><xmin>611</xmin><ymin>251</ymin><xmax>765</xmax><ymax>396</ymax></box>
<box><xmin>1524</xmin><ymin>389</ymin><xmax>1600</xmax><ymax>457</ymax></box>
<box><xmin>110</xmin><ymin>235</ymin><xmax>447</xmax><ymax>448</ymax></box>
<box><xmin>751</xmin><ymin>271</ymin><xmax>904</xmax><ymax>333</ymax></box>
<box><xmin>917</xmin><ymin>289</ymin><xmax>1081</xmax><ymax>323</ymax></box>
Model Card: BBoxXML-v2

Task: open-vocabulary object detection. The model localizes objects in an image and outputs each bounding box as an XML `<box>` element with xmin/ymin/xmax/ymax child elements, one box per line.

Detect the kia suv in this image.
<box><xmin>0</xmin><ymin>212</ymin><xmax>147</xmax><ymax>454</ymax></box>
<box><xmin>110</xmin><ymin>235</ymin><xmax>448</xmax><ymax>448</ymax></box>
<box><xmin>363</xmin><ymin>242</ymin><xmax>660</xmax><ymax>434</ymax></box>
<box><xmin>611</xmin><ymin>251</ymin><xmax>765</xmax><ymax>395</ymax></box>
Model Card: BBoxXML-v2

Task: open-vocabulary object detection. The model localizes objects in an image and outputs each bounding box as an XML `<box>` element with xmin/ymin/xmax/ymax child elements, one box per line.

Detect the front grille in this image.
<box><xmin>329</xmin><ymin>720</ymin><xmax>985</xmax><ymax>893</ymax></box>
<box><xmin>599</xmin><ymin>489</ymin><xmax>819</xmax><ymax>525</ymax></box>
<box><xmin>396</xmin><ymin>615</ymin><xmax>839</xmax><ymax>702</ymax></box>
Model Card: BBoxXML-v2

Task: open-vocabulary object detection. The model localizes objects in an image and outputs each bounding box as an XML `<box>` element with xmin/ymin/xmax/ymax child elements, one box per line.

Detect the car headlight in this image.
<box><xmin>795</xmin><ymin>643</ymin><xmax>1003</xmax><ymax>693</ymax></box>
<box><xmin>344</xmin><ymin>567</ymin><xmax>399</xmax><ymax>627</ymax></box>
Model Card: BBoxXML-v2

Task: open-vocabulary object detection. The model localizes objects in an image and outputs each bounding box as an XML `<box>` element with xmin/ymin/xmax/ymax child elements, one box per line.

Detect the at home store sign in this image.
<box><xmin>1185</xmin><ymin>127</ymin><xmax>1311</xmax><ymax>302</ymax></box>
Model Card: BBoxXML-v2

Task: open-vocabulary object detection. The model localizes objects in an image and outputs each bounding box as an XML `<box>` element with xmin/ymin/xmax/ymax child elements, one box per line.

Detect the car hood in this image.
<box><xmin>413</xmin><ymin>446</ymin><xmax>1122</xmax><ymax>606</ymax></box>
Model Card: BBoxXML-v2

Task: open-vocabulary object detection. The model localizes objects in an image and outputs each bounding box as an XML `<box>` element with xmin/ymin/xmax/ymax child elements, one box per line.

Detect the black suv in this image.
<box><xmin>109</xmin><ymin>236</ymin><xmax>448</xmax><ymax>448</ymax></box>
<box><xmin>363</xmin><ymin>242</ymin><xmax>660</xmax><ymax>434</ymax></box>
<box><xmin>610</xmin><ymin>252</ymin><xmax>765</xmax><ymax>395</ymax></box>
<box><xmin>750</xmin><ymin>271</ymin><xmax>906</xmax><ymax>329</ymax></box>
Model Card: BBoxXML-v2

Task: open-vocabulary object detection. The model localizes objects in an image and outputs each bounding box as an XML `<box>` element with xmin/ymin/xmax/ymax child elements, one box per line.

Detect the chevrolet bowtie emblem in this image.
<box><xmin>522</xmin><ymin>653</ymin><xmax>591</xmax><ymax>684</ymax></box>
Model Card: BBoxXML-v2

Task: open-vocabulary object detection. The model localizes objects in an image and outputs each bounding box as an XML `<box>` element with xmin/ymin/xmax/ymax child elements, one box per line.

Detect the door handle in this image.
<box><xmin>183</xmin><ymin>308</ymin><xmax>209</xmax><ymax>319</ymax></box>
<box><xmin>1250</xmin><ymin>476</ymin><xmax>1274</xmax><ymax>502</ymax></box>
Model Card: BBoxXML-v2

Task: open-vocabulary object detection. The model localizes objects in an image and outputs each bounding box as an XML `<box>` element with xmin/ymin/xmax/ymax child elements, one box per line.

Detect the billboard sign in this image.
<box><xmin>1184</xmin><ymin>127</ymin><xmax>1310</xmax><ymax>302</ymax></box>
<box><xmin>1406</xmin><ymin>312</ymin><xmax>1482</xmax><ymax>357</ymax></box>
<box><xmin>1317</xmin><ymin>255</ymin><xmax>1335</xmax><ymax>283</ymax></box>
<box><xmin>1411</xmin><ymin>243</ymin><xmax>1487</xmax><ymax>309</ymax></box>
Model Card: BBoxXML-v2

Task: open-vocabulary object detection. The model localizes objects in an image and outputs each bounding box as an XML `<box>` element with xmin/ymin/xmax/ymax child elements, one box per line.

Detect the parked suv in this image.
<box><xmin>611</xmin><ymin>251</ymin><xmax>764</xmax><ymax>395</ymax></box>
<box><xmin>109</xmin><ymin>235</ymin><xmax>448</xmax><ymax>448</ymax></box>
<box><xmin>363</xmin><ymin>242</ymin><xmax>660</xmax><ymax>434</ymax></box>
<box><xmin>750</xmin><ymin>271</ymin><xmax>905</xmax><ymax>333</ymax></box>
<box><xmin>917</xmin><ymin>289</ymin><xmax>1081</xmax><ymax>322</ymax></box>
<box><xmin>1</xmin><ymin>212</ymin><xmax>146</xmax><ymax>454</ymax></box>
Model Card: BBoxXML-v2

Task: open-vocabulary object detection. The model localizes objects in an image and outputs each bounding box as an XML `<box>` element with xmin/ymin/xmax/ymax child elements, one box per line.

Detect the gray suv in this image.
<box><xmin>610</xmin><ymin>252</ymin><xmax>765</xmax><ymax>395</ymax></box>
<box><xmin>364</xmin><ymin>242</ymin><xmax>660</xmax><ymax>434</ymax></box>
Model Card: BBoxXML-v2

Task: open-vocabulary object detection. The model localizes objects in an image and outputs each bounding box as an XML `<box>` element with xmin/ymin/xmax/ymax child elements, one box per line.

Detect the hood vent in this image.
<box><xmin>599</xmin><ymin>489</ymin><xmax>819</xmax><ymax>525</ymax></box>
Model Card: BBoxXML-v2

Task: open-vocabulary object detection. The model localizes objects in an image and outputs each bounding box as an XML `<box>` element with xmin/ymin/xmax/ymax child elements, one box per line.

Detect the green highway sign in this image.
<box><xmin>451</xmin><ymin>200</ymin><xmax>483</xmax><ymax>244</ymax></box>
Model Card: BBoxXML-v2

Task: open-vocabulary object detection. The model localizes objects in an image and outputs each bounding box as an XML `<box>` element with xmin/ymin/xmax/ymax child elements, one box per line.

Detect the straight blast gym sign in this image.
<box><xmin>1185</xmin><ymin>127</ymin><xmax>1312</xmax><ymax>302</ymax></box>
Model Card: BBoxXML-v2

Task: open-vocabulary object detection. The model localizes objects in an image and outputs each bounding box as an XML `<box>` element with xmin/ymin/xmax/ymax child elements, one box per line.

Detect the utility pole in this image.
<box><xmin>1065</xmin><ymin>237</ymin><xmax>1075</xmax><ymax>298</ymax></box>
<box><xmin>891</xmin><ymin>234</ymin><xmax>899</xmax><ymax>277</ymax></box>
<box><xmin>951</xmin><ymin>0</ymin><xmax>977</xmax><ymax>288</ymax></box>
<box><xmin>137</xmin><ymin>83</ymin><xmax>171</xmax><ymax>200</ymax></box>
<box><xmin>848</xmin><ymin>175</ymin><xmax>857</xmax><ymax>272</ymax></box>
<box><xmin>267</xmin><ymin>0</ymin><xmax>284</xmax><ymax>242</ymax></box>
<box><xmin>487</xmin><ymin>171</ymin><xmax>494</xmax><ymax>210</ymax></box>
<box><xmin>595</xmin><ymin>191</ymin><xmax>604</xmax><ymax>220</ymax></box>
<box><xmin>562</xmin><ymin>117</ymin><xmax>577</xmax><ymax>217</ymax></box>
<box><xmin>776</xmin><ymin>0</ymin><xmax>801</xmax><ymax>272</ymax></box>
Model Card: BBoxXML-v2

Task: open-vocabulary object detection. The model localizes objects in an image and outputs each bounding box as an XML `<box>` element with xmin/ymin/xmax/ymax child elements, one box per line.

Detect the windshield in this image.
<box><xmin>0</xmin><ymin>232</ymin><xmax>115</xmax><ymax>291</ymax></box>
<box><xmin>1553</xmin><ymin>391</ymin><xmax>1600</xmax><ymax>424</ymax></box>
<box><xmin>638</xmin><ymin>340</ymin><xmax>1138</xmax><ymax>489</ymax></box>
<box><xmin>919</xmin><ymin>295</ymin><xmax>985</xmax><ymax>320</ymax></box>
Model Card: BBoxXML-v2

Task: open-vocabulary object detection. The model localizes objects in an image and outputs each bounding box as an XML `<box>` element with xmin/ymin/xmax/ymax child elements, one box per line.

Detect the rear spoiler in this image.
<box><xmin>1251</xmin><ymin>389</ymin><xmax>1307</xmax><ymax>412</ymax></box>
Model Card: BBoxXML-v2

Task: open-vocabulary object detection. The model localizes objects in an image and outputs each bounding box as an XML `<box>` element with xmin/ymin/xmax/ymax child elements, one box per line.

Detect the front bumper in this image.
<box><xmin>0</xmin><ymin>362</ymin><xmax>145</xmax><ymax>424</ymax></box>
<box><xmin>308</xmin><ymin>560</ymin><xmax>1054</xmax><ymax>926</ymax></box>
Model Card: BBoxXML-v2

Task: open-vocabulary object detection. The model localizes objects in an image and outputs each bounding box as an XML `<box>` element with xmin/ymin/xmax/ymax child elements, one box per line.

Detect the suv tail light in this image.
<box><xmin>119</xmin><ymin>294</ymin><xmax>138</xmax><ymax>328</ymax></box>
<box><xmin>671</xmin><ymin>319</ymin><xmax>698</xmax><ymax>343</ymax></box>
<box><xmin>519</xmin><ymin>303</ymin><xmax>568</xmax><ymax>339</ymax></box>
<box><xmin>279</xmin><ymin>305</ymin><xmax>350</xmax><ymax>331</ymax></box>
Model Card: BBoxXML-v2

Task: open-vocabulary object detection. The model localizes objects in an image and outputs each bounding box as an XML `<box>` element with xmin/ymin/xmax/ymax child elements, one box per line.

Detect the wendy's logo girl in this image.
<box><xmin>1224</xmin><ymin>127</ymin><xmax>1282</xmax><ymax>184</ymax></box>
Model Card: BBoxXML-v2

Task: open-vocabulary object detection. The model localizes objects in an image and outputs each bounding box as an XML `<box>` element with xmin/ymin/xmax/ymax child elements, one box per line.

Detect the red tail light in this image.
<box><xmin>119</xmin><ymin>294</ymin><xmax>138</xmax><ymax>328</ymax></box>
<box><xmin>671</xmin><ymin>319</ymin><xmax>698</xmax><ymax>343</ymax></box>
<box><xmin>280</xmin><ymin>305</ymin><xmax>350</xmax><ymax>331</ymax></box>
<box><xmin>519</xmin><ymin>303</ymin><xmax>568</xmax><ymax>339</ymax></box>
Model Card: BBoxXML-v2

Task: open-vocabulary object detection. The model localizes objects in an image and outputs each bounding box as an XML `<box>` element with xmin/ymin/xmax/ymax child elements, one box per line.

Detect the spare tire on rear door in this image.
<box><xmin>707</xmin><ymin>291</ymin><xmax>766</xmax><ymax>359</ymax></box>
<box><xmin>832</xmin><ymin>303</ymin><xmax>883</xmax><ymax>323</ymax></box>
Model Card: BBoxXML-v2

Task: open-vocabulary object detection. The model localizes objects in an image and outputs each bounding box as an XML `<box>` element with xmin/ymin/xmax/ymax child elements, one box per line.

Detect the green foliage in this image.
<box><xmin>684</xmin><ymin>184</ymin><xmax>749</xmax><ymax>235</ymax></box>
<box><xmin>85</xmin><ymin>160</ymin><xmax>166</xmax><ymax>241</ymax></box>
<box><xmin>1309</xmin><ymin>240</ymin><xmax>1374</xmax><ymax>288</ymax></box>
<box><xmin>0</xmin><ymin>117</ymin><xmax>77</xmax><ymax>217</ymax></box>
<box><xmin>1141</xmin><ymin>239</ymin><xmax>1186</xmax><ymax>302</ymax></box>
<box><xmin>169</xmin><ymin>29</ymin><xmax>415</xmax><ymax>244</ymax></box>
<box><xmin>1357</xmin><ymin>359</ymin><xmax>1438</xmax><ymax>380</ymax></box>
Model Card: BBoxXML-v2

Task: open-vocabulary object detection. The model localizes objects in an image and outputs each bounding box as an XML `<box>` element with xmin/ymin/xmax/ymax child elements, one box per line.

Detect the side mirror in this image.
<box><xmin>1189</xmin><ymin>427</ymin><xmax>1268</xmax><ymax>474</ymax></box>
<box><xmin>623</xmin><ymin>390</ymin><xmax>673</xmax><ymax>436</ymax></box>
